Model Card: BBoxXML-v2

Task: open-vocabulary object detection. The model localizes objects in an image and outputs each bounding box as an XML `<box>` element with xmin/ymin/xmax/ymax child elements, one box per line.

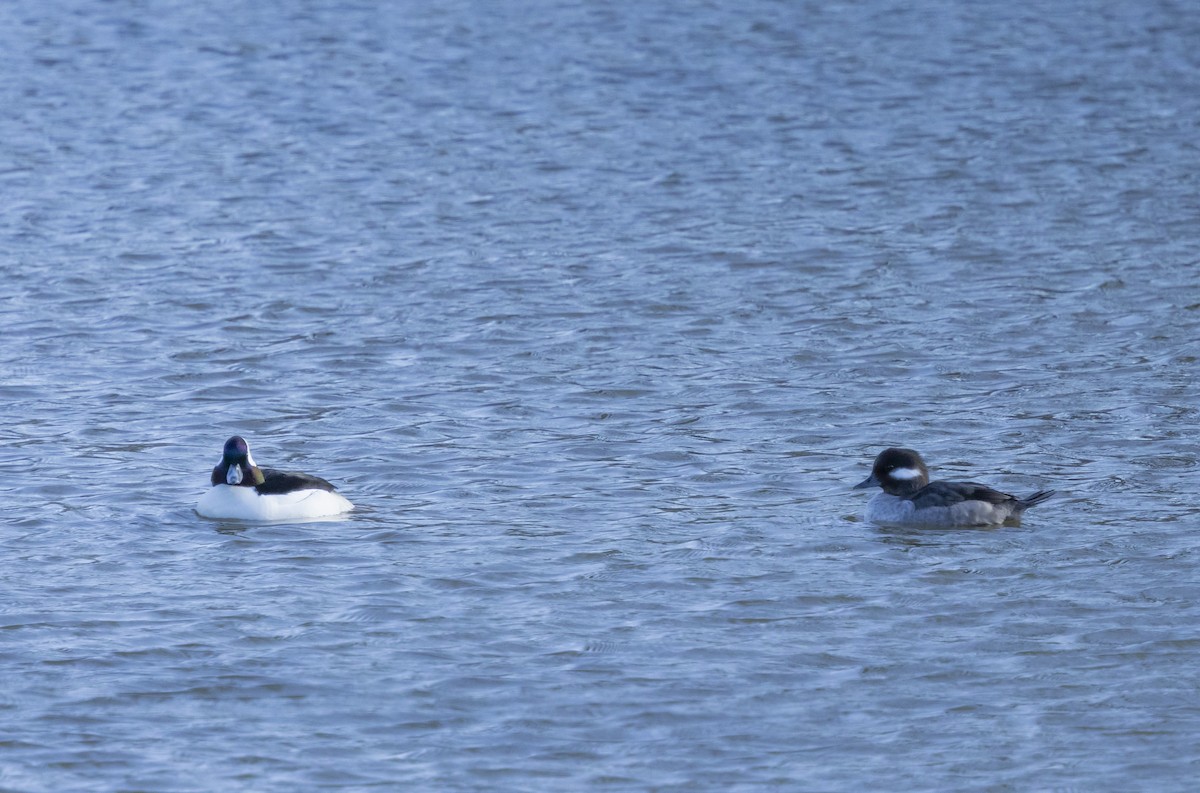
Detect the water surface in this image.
<box><xmin>2</xmin><ymin>0</ymin><xmax>1199</xmax><ymax>790</ymax></box>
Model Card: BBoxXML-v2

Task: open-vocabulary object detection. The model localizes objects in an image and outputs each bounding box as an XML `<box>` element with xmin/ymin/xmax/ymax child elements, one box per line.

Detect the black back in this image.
<box><xmin>256</xmin><ymin>468</ymin><xmax>338</xmax><ymax>495</ymax></box>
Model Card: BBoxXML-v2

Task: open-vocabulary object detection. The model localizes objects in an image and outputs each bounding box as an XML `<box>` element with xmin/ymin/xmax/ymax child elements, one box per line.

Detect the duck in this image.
<box><xmin>854</xmin><ymin>447</ymin><xmax>1054</xmax><ymax>527</ymax></box>
<box><xmin>196</xmin><ymin>435</ymin><xmax>354</xmax><ymax>520</ymax></box>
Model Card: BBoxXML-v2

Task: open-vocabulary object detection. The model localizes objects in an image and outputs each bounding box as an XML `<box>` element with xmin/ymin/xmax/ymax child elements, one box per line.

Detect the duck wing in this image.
<box><xmin>910</xmin><ymin>480</ymin><xmax>1017</xmax><ymax>509</ymax></box>
<box><xmin>256</xmin><ymin>467</ymin><xmax>338</xmax><ymax>495</ymax></box>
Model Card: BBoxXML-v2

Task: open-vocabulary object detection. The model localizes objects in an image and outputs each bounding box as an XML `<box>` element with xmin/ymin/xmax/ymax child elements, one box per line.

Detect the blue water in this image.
<box><xmin>2</xmin><ymin>0</ymin><xmax>1199</xmax><ymax>790</ymax></box>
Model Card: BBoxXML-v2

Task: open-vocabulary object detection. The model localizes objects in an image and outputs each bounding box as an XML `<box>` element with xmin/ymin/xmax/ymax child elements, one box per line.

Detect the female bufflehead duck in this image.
<box><xmin>854</xmin><ymin>447</ymin><xmax>1053</xmax><ymax>527</ymax></box>
<box><xmin>196</xmin><ymin>435</ymin><xmax>353</xmax><ymax>521</ymax></box>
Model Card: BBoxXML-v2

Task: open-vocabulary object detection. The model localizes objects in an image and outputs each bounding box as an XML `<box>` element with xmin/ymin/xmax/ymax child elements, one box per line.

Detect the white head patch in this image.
<box><xmin>889</xmin><ymin>467</ymin><xmax>923</xmax><ymax>481</ymax></box>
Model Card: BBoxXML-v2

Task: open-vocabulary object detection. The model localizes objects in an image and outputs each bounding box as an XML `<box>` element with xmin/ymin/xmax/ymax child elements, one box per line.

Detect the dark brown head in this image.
<box><xmin>853</xmin><ymin>447</ymin><xmax>929</xmax><ymax>496</ymax></box>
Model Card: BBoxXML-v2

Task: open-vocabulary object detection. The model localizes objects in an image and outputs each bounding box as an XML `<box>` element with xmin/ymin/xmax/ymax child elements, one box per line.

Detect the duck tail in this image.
<box><xmin>1017</xmin><ymin>490</ymin><xmax>1055</xmax><ymax>510</ymax></box>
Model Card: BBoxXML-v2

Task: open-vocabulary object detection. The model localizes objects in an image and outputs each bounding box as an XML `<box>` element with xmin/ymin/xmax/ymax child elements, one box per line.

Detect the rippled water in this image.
<box><xmin>2</xmin><ymin>0</ymin><xmax>1199</xmax><ymax>790</ymax></box>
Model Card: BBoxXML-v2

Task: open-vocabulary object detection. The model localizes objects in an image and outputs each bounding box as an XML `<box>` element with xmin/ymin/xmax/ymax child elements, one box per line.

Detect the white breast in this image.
<box><xmin>197</xmin><ymin>485</ymin><xmax>354</xmax><ymax>521</ymax></box>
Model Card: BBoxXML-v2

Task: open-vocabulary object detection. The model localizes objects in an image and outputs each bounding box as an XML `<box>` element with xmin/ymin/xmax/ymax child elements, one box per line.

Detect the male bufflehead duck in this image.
<box><xmin>854</xmin><ymin>447</ymin><xmax>1053</xmax><ymax>527</ymax></box>
<box><xmin>196</xmin><ymin>435</ymin><xmax>353</xmax><ymax>521</ymax></box>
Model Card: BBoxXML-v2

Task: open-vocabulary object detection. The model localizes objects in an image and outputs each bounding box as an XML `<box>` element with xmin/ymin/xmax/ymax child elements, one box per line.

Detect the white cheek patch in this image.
<box><xmin>890</xmin><ymin>467</ymin><xmax>923</xmax><ymax>480</ymax></box>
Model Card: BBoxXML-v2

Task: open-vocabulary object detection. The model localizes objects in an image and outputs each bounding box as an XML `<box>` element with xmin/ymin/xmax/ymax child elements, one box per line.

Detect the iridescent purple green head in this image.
<box><xmin>212</xmin><ymin>435</ymin><xmax>266</xmax><ymax>488</ymax></box>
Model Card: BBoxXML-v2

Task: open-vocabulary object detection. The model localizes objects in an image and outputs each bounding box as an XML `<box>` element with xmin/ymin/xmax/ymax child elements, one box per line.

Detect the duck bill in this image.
<box><xmin>853</xmin><ymin>473</ymin><xmax>879</xmax><ymax>490</ymax></box>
